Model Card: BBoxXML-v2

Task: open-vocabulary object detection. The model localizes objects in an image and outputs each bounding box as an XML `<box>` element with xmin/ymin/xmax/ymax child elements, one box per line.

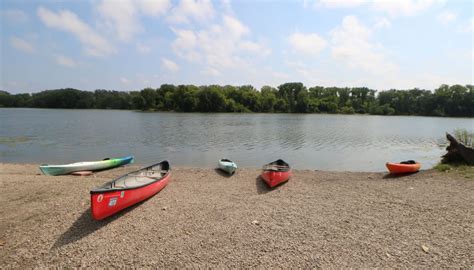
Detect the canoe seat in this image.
<box><xmin>264</xmin><ymin>165</ymin><xmax>290</xmax><ymax>172</ymax></box>
<box><xmin>113</xmin><ymin>182</ymin><xmax>126</xmax><ymax>188</ymax></box>
<box><xmin>111</xmin><ymin>169</ymin><xmax>168</xmax><ymax>189</ymax></box>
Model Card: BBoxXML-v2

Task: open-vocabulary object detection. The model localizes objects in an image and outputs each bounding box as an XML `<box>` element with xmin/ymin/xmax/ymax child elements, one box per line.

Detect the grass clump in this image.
<box><xmin>453</xmin><ymin>128</ymin><xmax>474</xmax><ymax>147</ymax></box>
<box><xmin>434</xmin><ymin>163</ymin><xmax>452</xmax><ymax>172</ymax></box>
<box><xmin>434</xmin><ymin>163</ymin><xmax>474</xmax><ymax>179</ymax></box>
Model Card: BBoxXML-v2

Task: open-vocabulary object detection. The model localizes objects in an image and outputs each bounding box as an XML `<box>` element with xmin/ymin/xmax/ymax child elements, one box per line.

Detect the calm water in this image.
<box><xmin>1</xmin><ymin>108</ymin><xmax>472</xmax><ymax>171</ymax></box>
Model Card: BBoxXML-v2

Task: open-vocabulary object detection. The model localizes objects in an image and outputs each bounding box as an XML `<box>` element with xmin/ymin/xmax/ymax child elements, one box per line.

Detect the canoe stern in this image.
<box><xmin>261</xmin><ymin>170</ymin><xmax>291</xmax><ymax>188</ymax></box>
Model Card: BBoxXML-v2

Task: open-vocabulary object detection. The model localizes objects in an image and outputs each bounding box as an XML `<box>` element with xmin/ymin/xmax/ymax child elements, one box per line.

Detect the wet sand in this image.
<box><xmin>0</xmin><ymin>163</ymin><xmax>472</xmax><ymax>268</ymax></box>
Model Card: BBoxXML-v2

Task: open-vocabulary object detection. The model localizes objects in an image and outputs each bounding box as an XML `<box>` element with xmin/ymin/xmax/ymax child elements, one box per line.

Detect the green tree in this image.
<box><xmin>260</xmin><ymin>86</ymin><xmax>278</xmax><ymax>112</ymax></box>
<box><xmin>140</xmin><ymin>88</ymin><xmax>157</xmax><ymax>110</ymax></box>
<box><xmin>278</xmin><ymin>82</ymin><xmax>305</xmax><ymax>112</ymax></box>
<box><xmin>197</xmin><ymin>85</ymin><xmax>227</xmax><ymax>112</ymax></box>
<box><xmin>173</xmin><ymin>85</ymin><xmax>198</xmax><ymax>112</ymax></box>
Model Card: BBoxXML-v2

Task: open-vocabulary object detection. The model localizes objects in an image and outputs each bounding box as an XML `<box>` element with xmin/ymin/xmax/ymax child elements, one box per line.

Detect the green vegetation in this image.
<box><xmin>434</xmin><ymin>163</ymin><xmax>452</xmax><ymax>172</ymax></box>
<box><xmin>0</xmin><ymin>83</ymin><xmax>473</xmax><ymax>117</ymax></box>
<box><xmin>434</xmin><ymin>163</ymin><xmax>474</xmax><ymax>179</ymax></box>
<box><xmin>453</xmin><ymin>128</ymin><xmax>474</xmax><ymax>147</ymax></box>
<box><xmin>436</xmin><ymin>129</ymin><xmax>474</xmax><ymax>178</ymax></box>
<box><xmin>0</xmin><ymin>136</ymin><xmax>32</xmax><ymax>146</ymax></box>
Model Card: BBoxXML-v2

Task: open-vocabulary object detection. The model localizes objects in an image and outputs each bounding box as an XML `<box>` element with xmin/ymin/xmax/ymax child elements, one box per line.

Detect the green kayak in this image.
<box><xmin>39</xmin><ymin>156</ymin><xmax>134</xmax><ymax>176</ymax></box>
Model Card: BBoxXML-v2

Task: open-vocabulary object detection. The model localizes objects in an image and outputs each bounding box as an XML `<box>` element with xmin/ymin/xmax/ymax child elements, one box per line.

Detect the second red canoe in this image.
<box><xmin>90</xmin><ymin>160</ymin><xmax>170</xmax><ymax>220</ymax></box>
<box><xmin>261</xmin><ymin>159</ymin><xmax>291</xmax><ymax>188</ymax></box>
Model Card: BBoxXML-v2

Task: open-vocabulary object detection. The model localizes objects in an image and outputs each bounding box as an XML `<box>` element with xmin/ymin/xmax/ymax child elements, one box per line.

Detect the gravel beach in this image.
<box><xmin>0</xmin><ymin>163</ymin><xmax>473</xmax><ymax>268</ymax></box>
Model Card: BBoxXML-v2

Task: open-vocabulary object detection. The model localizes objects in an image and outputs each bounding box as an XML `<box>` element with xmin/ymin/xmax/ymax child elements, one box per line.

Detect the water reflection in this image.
<box><xmin>1</xmin><ymin>109</ymin><xmax>472</xmax><ymax>172</ymax></box>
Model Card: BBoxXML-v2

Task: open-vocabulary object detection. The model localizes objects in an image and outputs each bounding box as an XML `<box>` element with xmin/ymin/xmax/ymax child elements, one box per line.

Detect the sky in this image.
<box><xmin>0</xmin><ymin>0</ymin><xmax>473</xmax><ymax>94</ymax></box>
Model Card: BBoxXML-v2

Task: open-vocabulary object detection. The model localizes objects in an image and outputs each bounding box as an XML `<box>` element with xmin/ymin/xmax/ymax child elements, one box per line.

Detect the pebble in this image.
<box><xmin>421</xmin><ymin>245</ymin><xmax>429</xmax><ymax>253</ymax></box>
<box><xmin>2</xmin><ymin>165</ymin><xmax>472</xmax><ymax>268</ymax></box>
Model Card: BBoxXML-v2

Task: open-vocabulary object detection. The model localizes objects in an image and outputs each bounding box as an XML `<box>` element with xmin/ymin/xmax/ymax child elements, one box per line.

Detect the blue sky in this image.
<box><xmin>1</xmin><ymin>0</ymin><xmax>473</xmax><ymax>93</ymax></box>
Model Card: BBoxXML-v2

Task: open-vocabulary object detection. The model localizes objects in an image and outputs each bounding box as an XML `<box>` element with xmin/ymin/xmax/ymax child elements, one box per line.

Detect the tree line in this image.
<box><xmin>0</xmin><ymin>83</ymin><xmax>472</xmax><ymax>117</ymax></box>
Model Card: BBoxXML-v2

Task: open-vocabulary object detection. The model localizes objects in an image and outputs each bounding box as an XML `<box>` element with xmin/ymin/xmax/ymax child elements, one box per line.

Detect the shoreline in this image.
<box><xmin>0</xmin><ymin>161</ymin><xmax>439</xmax><ymax>173</ymax></box>
<box><xmin>2</xmin><ymin>107</ymin><xmax>474</xmax><ymax>119</ymax></box>
<box><xmin>1</xmin><ymin>163</ymin><xmax>472</xmax><ymax>267</ymax></box>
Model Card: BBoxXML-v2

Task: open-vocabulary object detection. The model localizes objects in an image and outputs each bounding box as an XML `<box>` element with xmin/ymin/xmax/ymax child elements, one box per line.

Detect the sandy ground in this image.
<box><xmin>0</xmin><ymin>163</ymin><xmax>472</xmax><ymax>268</ymax></box>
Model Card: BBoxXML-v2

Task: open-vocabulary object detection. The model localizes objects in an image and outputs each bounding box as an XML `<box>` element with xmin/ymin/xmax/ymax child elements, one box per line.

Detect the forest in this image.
<box><xmin>0</xmin><ymin>83</ymin><xmax>472</xmax><ymax>117</ymax></box>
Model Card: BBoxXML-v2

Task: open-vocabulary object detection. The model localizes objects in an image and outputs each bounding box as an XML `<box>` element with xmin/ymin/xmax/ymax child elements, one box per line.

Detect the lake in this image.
<box><xmin>1</xmin><ymin>108</ymin><xmax>472</xmax><ymax>171</ymax></box>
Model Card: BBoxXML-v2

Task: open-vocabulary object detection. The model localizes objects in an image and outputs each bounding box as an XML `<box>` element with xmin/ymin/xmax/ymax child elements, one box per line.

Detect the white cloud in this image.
<box><xmin>239</xmin><ymin>41</ymin><xmax>271</xmax><ymax>56</ymax></box>
<box><xmin>120</xmin><ymin>77</ymin><xmax>130</xmax><ymax>84</ymax></box>
<box><xmin>97</xmin><ymin>0</ymin><xmax>170</xmax><ymax>41</ymax></box>
<box><xmin>222</xmin><ymin>15</ymin><xmax>249</xmax><ymax>38</ymax></box>
<box><xmin>437</xmin><ymin>10</ymin><xmax>457</xmax><ymax>25</ymax></box>
<box><xmin>55</xmin><ymin>55</ymin><xmax>76</xmax><ymax>68</ymax></box>
<box><xmin>136</xmin><ymin>42</ymin><xmax>151</xmax><ymax>54</ymax></box>
<box><xmin>316</xmin><ymin>0</ymin><xmax>369</xmax><ymax>8</ymax></box>
<box><xmin>458</xmin><ymin>17</ymin><xmax>474</xmax><ymax>33</ymax></box>
<box><xmin>172</xmin><ymin>28</ymin><xmax>198</xmax><ymax>50</ymax></box>
<box><xmin>220</xmin><ymin>0</ymin><xmax>233</xmax><ymax>14</ymax></box>
<box><xmin>171</xmin><ymin>28</ymin><xmax>200</xmax><ymax>61</ymax></box>
<box><xmin>10</xmin><ymin>37</ymin><xmax>35</xmax><ymax>53</ymax></box>
<box><xmin>371</xmin><ymin>0</ymin><xmax>445</xmax><ymax>17</ymax></box>
<box><xmin>138</xmin><ymin>0</ymin><xmax>171</xmax><ymax>16</ymax></box>
<box><xmin>97</xmin><ymin>0</ymin><xmax>140</xmax><ymax>41</ymax></box>
<box><xmin>330</xmin><ymin>15</ymin><xmax>397</xmax><ymax>75</ymax></box>
<box><xmin>2</xmin><ymin>9</ymin><xmax>29</xmax><ymax>24</ymax></box>
<box><xmin>313</xmin><ymin>0</ymin><xmax>445</xmax><ymax>16</ymax></box>
<box><xmin>37</xmin><ymin>7</ymin><xmax>115</xmax><ymax>57</ymax></box>
<box><xmin>201</xmin><ymin>67</ymin><xmax>220</xmax><ymax>76</ymax></box>
<box><xmin>374</xmin><ymin>17</ymin><xmax>391</xmax><ymax>29</ymax></box>
<box><xmin>171</xmin><ymin>14</ymin><xmax>271</xmax><ymax>77</ymax></box>
<box><xmin>288</xmin><ymin>32</ymin><xmax>327</xmax><ymax>56</ymax></box>
<box><xmin>162</xmin><ymin>58</ymin><xmax>180</xmax><ymax>72</ymax></box>
<box><xmin>167</xmin><ymin>0</ymin><xmax>215</xmax><ymax>24</ymax></box>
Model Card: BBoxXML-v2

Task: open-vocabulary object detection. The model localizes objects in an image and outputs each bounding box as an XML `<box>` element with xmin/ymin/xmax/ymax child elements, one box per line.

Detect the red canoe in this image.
<box><xmin>261</xmin><ymin>159</ymin><xmax>291</xmax><ymax>188</ymax></box>
<box><xmin>386</xmin><ymin>160</ymin><xmax>421</xmax><ymax>174</ymax></box>
<box><xmin>90</xmin><ymin>160</ymin><xmax>170</xmax><ymax>220</ymax></box>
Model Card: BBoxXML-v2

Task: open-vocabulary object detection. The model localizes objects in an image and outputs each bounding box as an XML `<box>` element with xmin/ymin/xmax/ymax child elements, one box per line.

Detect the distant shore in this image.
<box><xmin>0</xmin><ymin>163</ymin><xmax>472</xmax><ymax>268</ymax></box>
<box><xmin>2</xmin><ymin>83</ymin><xmax>473</xmax><ymax>117</ymax></box>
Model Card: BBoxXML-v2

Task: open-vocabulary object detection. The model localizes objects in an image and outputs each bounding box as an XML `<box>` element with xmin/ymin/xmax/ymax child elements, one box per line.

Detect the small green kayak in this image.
<box><xmin>218</xmin><ymin>158</ymin><xmax>237</xmax><ymax>175</ymax></box>
<box><xmin>39</xmin><ymin>156</ymin><xmax>134</xmax><ymax>176</ymax></box>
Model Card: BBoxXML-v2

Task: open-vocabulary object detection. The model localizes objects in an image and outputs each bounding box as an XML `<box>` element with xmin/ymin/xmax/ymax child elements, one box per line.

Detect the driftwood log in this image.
<box><xmin>441</xmin><ymin>133</ymin><xmax>474</xmax><ymax>165</ymax></box>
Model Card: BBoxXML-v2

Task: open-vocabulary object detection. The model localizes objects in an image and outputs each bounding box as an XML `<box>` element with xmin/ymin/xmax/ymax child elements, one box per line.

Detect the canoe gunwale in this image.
<box><xmin>90</xmin><ymin>160</ymin><xmax>170</xmax><ymax>194</ymax></box>
<box><xmin>219</xmin><ymin>158</ymin><xmax>234</xmax><ymax>163</ymax></box>
<box><xmin>262</xmin><ymin>159</ymin><xmax>291</xmax><ymax>172</ymax></box>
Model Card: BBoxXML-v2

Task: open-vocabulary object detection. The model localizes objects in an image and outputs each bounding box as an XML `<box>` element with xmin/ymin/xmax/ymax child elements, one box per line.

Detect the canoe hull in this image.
<box><xmin>386</xmin><ymin>162</ymin><xmax>421</xmax><ymax>174</ymax></box>
<box><xmin>218</xmin><ymin>159</ymin><xmax>237</xmax><ymax>175</ymax></box>
<box><xmin>90</xmin><ymin>161</ymin><xmax>170</xmax><ymax>220</ymax></box>
<box><xmin>39</xmin><ymin>156</ymin><xmax>134</xmax><ymax>176</ymax></box>
<box><xmin>91</xmin><ymin>174</ymin><xmax>169</xmax><ymax>220</ymax></box>
<box><xmin>261</xmin><ymin>170</ymin><xmax>291</xmax><ymax>188</ymax></box>
<box><xmin>261</xmin><ymin>159</ymin><xmax>291</xmax><ymax>188</ymax></box>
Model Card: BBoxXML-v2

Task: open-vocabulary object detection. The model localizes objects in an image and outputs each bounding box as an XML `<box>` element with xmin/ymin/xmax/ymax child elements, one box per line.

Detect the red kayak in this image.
<box><xmin>386</xmin><ymin>160</ymin><xmax>421</xmax><ymax>174</ymax></box>
<box><xmin>261</xmin><ymin>159</ymin><xmax>291</xmax><ymax>188</ymax></box>
<box><xmin>90</xmin><ymin>161</ymin><xmax>170</xmax><ymax>220</ymax></box>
